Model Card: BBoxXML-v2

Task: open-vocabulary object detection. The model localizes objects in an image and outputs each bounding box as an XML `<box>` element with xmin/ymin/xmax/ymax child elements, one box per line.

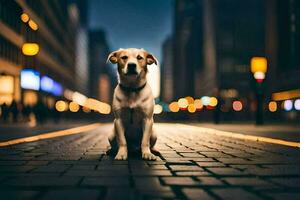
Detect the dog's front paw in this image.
<box><xmin>115</xmin><ymin>148</ymin><xmax>128</xmax><ymax>160</ymax></box>
<box><xmin>142</xmin><ymin>151</ymin><xmax>157</xmax><ymax>160</ymax></box>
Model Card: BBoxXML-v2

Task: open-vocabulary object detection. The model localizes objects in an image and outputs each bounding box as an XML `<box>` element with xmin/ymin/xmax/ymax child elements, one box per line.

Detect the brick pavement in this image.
<box><xmin>0</xmin><ymin>123</ymin><xmax>299</xmax><ymax>199</ymax></box>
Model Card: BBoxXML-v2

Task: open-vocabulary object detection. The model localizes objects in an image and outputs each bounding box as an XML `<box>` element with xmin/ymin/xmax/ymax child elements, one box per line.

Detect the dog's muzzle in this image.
<box><xmin>126</xmin><ymin>63</ymin><xmax>138</xmax><ymax>75</ymax></box>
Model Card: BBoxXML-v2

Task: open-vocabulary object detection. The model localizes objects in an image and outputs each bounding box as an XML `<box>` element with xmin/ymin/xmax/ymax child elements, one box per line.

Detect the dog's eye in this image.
<box><xmin>137</xmin><ymin>55</ymin><xmax>143</xmax><ymax>60</ymax></box>
<box><xmin>121</xmin><ymin>56</ymin><xmax>128</xmax><ymax>60</ymax></box>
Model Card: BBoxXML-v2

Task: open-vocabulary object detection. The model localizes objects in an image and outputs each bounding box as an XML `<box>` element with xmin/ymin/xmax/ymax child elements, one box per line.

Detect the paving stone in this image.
<box><xmin>1</xmin><ymin>177</ymin><xmax>80</xmax><ymax>186</ymax></box>
<box><xmin>0</xmin><ymin>189</ymin><xmax>40</xmax><ymax>200</ymax></box>
<box><xmin>196</xmin><ymin>177</ymin><xmax>224</xmax><ymax>186</ymax></box>
<box><xmin>0</xmin><ymin>165</ymin><xmax>36</xmax><ymax>173</ymax></box>
<box><xmin>32</xmin><ymin>164</ymin><xmax>70</xmax><ymax>173</ymax></box>
<box><xmin>175</xmin><ymin>171</ymin><xmax>211</xmax><ymax>176</ymax></box>
<box><xmin>179</xmin><ymin>152</ymin><xmax>205</xmax><ymax>158</ymax></box>
<box><xmin>212</xmin><ymin>188</ymin><xmax>262</xmax><ymax>200</ymax></box>
<box><xmin>223</xmin><ymin>177</ymin><xmax>272</xmax><ymax>186</ymax></box>
<box><xmin>82</xmin><ymin>177</ymin><xmax>129</xmax><ymax>186</ymax></box>
<box><xmin>268</xmin><ymin>177</ymin><xmax>300</xmax><ymax>188</ymax></box>
<box><xmin>162</xmin><ymin>177</ymin><xmax>200</xmax><ymax>186</ymax></box>
<box><xmin>266</xmin><ymin>192</ymin><xmax>300</xmax><ymax>200</ymax></box>
<box><xmin>169</xmin><ymin>165</ymin><xmax>203</xmax><ymax>171</ymax></box>
<box><xmin>0</xmin><ymin>161</ymin><xmax>26</xmax><ymax>165</ymax></box>
<box><xmin>206</xmin><ymin>167</ymin><xmax>248</xmax><ymax>176</ymax></box>
<box><xmin>1</xmin><ymin>123</ymin><xmax>300</xmax><ymax>199</ymax></box>
<box><xmin>64</xmin><ymin>169</ymin><xmax>129</xmax><ymax>176</ymax></box>
<box><xmin>26</xmin><ymin>161</ymin><xmax>49</xmax><ymax>165</ymax></box>
<box><xmin>41</xmin><ymin>189</ymin><xmax>101</xmax><ymax>200</ymax></box>
<box><xmin>131</xmin><ymin>169</ymin><xmax>172</xmax><ymax>176</ymax></box>
<box><xmin>182</xmin><ymin>188</ymin><xmax>214</xmax><ymax>200</ymax></box>
<box><xmin>197</xmin><ymin>162</ymin><xmax>226</xmax><ymax>167</ymax></box>
<box><xmin>134</xmin><ymin>177</ymin><xmax>175</xmax><ymax>198</ymax></box>
<box><xmin>105</xmin><ymin>188</ymin><xmax>136</xmax><ymax>200</ymax></box>
<box><xmin>70</xmin><ymin>165</ymin><xmax>96</xmax><ymax>170</ymax></box>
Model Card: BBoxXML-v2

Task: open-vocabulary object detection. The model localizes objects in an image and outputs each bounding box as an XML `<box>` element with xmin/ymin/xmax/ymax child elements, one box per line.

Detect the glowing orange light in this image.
<box><xmin>0</xmin><ymin>75</ymin><xmax>14</xmax><ymax>94</ymax></box>
<box><xmin>209</xmin><ymin>97</ymin><xmax>218</xmax><ymax>107</ymax></box>
<box><xmin>69</xmin><ymin>102</ymin><xmax>80</xmax><ymax>112</ymax></box>
<box><xmin>233</xmin><ymin>101</ymin><xmax>243</xmax><ymax>111</ymax></box>
<box><xmin>169</xmin><ymin>102</ymin><xmax>179</xmax><ymax>112</ymax></box>
<box><xmin>82</xmin><ymin>106</ymin><xmax>91</xmax><ymax>113</ymax></box>
<box><xmin>21</xmin><ymin>13</ymin><xmax>29</xmax><ymax>23</ymax></box>
<box><xmin>187</xmin><ymin>104</ymin><xmax>196</xmax><ymax>113</ymax></box>
<box><xmin>251</xmin><ymin>57</ymin><xmax>267</xmax><ymax>73</ymax></box>
<box><xmin>194</xmin><ymin>99</ymin><xmax>203</xmax><ymax>110</ymax></box>
<box><xmin>55</xmin><ymin>100</ymin><xmax>68</xmax><ymax>112</ymax></box>
<box><xmin>268</xmin><ymin>101</ymin><xmax>277</xmax><ymax>112</ymax></box>
<box><xmin>28</xmin><ymin>19</ymin><xmax>38</xmax><ymax>31</ymax></box>
<box><xmin>22</xmin><ymin>43</ymin><xmax>39</xmax><ymax>56</ymax></box>
<box><xmin>185</xmin><ymin>96</ymin><xmax>194</xmax><ymax>104</ymax></box>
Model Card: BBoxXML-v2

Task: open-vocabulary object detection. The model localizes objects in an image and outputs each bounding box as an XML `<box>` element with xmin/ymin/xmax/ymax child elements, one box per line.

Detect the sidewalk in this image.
<box><xmin>191</xmin><ymin>123</ymin><xmax>300</xmax><ymax>142</ymax></box>
<box><xmin>0</xmin><ymin>120</ymin><xmax>93</xmax><ymax>142</ymax></box>
<box><xmin>0</xmin><ymin>123</ymin><xmax>299</xmax><ymax>199</ymax></box>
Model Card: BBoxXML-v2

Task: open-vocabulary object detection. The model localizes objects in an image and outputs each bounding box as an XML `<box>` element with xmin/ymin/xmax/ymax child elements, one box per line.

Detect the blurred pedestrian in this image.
<box><xmin>22</xmin><ymin>104</ymin><xmax>31</xmax><ymax>122</ymax></box>
<box><xmin>33</xmin><ymin>99</ymin><xmax>47</xmax><ymax>124</ymax></box>
<box><xmin>9</xmin><ymin>100</ymin><xmax>19</xmax><ymax>123</ymax></box>
<box><xmin>1</xmin><ymin>103</ymin><xmax>9</xmax><ymax>122</ymax></box>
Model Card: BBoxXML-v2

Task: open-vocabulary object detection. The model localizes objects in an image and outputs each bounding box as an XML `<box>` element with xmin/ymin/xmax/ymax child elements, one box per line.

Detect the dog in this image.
<box><xmin>107</xmin><ymin>48</ymin><xmax>158</xmax><ymax>160</ymax></box>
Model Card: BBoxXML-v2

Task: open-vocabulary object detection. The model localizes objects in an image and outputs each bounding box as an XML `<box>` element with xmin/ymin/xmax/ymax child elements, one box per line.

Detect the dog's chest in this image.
<box><xmin>122</xmin><ymin>93</ymin><xmax>141</xmax><ymax>108</ymax></box>
<box><xmin>120</xmin><ymin>107</ymin><xmax>144</xmax><ymax>126</ymax></box>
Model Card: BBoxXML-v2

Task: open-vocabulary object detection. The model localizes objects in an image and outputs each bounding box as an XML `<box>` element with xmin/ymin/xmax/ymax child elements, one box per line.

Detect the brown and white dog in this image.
<box><xmin>107</xmin><ymin>48</ymin><xmax>158</xmax><ymax>160</ymax></box>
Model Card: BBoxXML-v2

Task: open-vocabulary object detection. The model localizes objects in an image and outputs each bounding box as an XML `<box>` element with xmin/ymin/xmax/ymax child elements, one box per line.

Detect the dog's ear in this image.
<box><xmin>146</xmin><ymin>53</ymin><xmax>158</xmax><ymax>65</ymax></box>
<box><xmin>107</xmin><ymin>49</ymin><xmax>123</xmax><ymax>64</ymax></box>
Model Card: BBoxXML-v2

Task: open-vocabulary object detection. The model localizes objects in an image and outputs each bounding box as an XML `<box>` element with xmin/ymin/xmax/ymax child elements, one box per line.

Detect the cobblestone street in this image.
<box><xmin>0</xmin><ymin>123</ymin><xmax>299</xmax><ymax>200</ymax></box>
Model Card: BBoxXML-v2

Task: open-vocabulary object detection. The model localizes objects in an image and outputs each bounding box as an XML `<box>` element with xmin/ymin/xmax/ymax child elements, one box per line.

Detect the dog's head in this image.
<box><xmin>107</xmin><ymin>48</ymin><xmax>157</xmax><ymax>80</ymax></box>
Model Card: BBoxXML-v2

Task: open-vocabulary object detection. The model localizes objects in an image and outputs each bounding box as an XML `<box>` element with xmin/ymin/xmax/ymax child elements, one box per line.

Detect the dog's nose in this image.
<box><xmin>127</xmin><ymin>63</ymin><xmax>137</xmax><ymax>74</ymax></box>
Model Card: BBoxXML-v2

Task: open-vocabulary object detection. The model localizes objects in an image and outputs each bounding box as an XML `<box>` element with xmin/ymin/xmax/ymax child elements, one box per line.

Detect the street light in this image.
<box><xmin>250</xmin><ymin>57</ymin><xmax>268</xmax><ymax>125</ymax></box>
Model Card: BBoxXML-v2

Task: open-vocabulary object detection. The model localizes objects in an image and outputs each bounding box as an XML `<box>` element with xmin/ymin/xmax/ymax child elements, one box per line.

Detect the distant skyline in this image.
<box><xmin>88</xmin><ymin>0</ymin><xmax>173</xmax><ymax>62</ymax></box>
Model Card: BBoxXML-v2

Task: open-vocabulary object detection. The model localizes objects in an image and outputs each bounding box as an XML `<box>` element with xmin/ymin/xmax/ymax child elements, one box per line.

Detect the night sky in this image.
<box><xmin>88</xmin><ymin>0</ymin><xmax>173</xmax><ymax>62</ymax></box>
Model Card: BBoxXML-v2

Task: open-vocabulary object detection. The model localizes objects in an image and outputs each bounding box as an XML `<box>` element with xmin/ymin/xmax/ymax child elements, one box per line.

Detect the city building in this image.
<box><xmin>172</xmin><ymin>0</ymin><xmax>266</xmax><ymax>120</ymax></box>
<box><xmin>161</xmin><ymin>37</ymin><xmax>174</xmax><ymax>103</ymax></box>
<box><xmin>88</xmin><ymin>30</ymin><xmax>116</xmax><ymax>103</ymax></box>
<box><xmin>266</xmin><ymin>0</ymin><xmax>300</xmax><ymax>120</ymax></box>
<box><xmin>173</xmin><ymin>0</ymin><xmax>203</xmax><ymax>98</ymax></box>
<box><xmin>0</xmin><ymin>0</ymin><xmax>87</xmax><ymax>109</ymax></box>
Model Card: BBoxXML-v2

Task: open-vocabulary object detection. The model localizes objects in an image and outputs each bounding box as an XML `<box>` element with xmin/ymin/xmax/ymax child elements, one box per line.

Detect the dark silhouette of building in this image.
<box><xmin>88</xmin><ymin>30</ymin><xmax>116</xmax><ymax>103</ymax></box>
<box><xmin>172</xmin><ymin>0</ymin><xmax>266</xmax><ymax>120</ymax></box>
<box><xmin>161</xmin><ymin>37</ymin><xmax>174</xmax><ymax>103</ymax></box>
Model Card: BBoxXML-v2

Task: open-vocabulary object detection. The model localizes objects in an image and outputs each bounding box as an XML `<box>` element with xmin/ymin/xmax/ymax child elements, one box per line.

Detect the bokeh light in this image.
<box><xmin>169</xmin><ymin>102</ymin><xmax>179</xmax><ymax>112</ymax></box>
<box><xmin>178</xmin><ymin>98</ymin><xmax>188</xmax><ymax>109</ymax></box>
<box><xmin>209</xmin><ymin>97</ymin><xmax>218</xmax><ymax>107</ymax></box>
<box><xmin>82</xmin><ymin>106</ymin><xmax>91</xmax><ymax>113</ymax></box>
<box><xmin>22</xmin><ymin>43</ymin><xmax>39</xmax><ymax>56</ymax></box>
<box><xmin>294</xmin><ymin>99</ymin><xmax>300</xmax><ymax>111</ymax></box>
<box><xmin>187</xmin><ymin>104</ymin><xmax>196</xmax><ymax>113</ymax></box>
<box><xmin>28</xmin><ymin>19</ymin><xmax>38</xmax><ymax>31</ymax></box>
<box><xmin>55</xmin><ymin>100</ymin><xmax>68</xmax><ymax>112</ymax></box>
<box><xmin>194</xmin><ymin>99</ymin><xmax>203</xmax><ymax>110</ymax></box>
<box><xmin>20</xmin><ymin>13</ymin><xmax>29</xmax><ymax>23</ymax></box>
<box><xmin>201</xmin><ymin>96</ymin><xmax>210</xmax><ymax>106</ymax></box>
<box><xmin>268</xmin><ymin>101</ymin><xmax>277</xmax><ymax>112</ymax></box>
<box><xmin>185</xmin><ymin>96</ymin><xmax>194</xmax><ymax>104</ymax></box>
<box><xmin>69</xmin><ymin>102</ymin><xmax>80</xmax><ymax>112</ymax></box>
<box><xmin>283</xmin><ymin>100</ymin><xmax>293</xmax><ymax>111</ymax></box>
<box><xmin>154</xmin><ymin>104</ymin><xmax>163</xmax><ymax>114</ymax></box>
<box><xmin>232</xmin><ymin>101</ymin><xmax>243</xmax><ymax>111</ymax></box>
